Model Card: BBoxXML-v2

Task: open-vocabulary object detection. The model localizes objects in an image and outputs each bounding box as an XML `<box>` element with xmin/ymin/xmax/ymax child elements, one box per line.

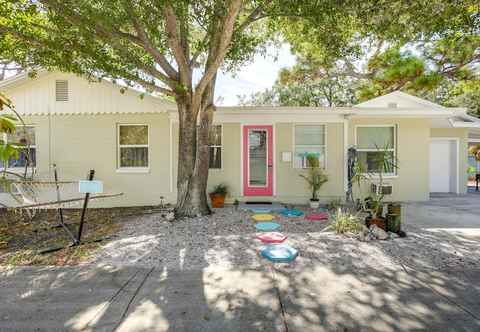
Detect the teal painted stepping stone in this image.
<box><xmin>255</xmin><ymin>222</ymin><xmax>280</xmax><ymax>231</ymax></box>
<box><xmin>280</xmin><ymin>208</ymin><xmax>304</xmax><ymax>217</ymax></box>
<box><xmin>260</xmin><ymin>244</ymin><xmax>298</xmax><ymax>263</ymax></box>
<box><xmin>251</xmin><ymin>207</ymin><xmax>271</xmax><ymax>214</ymax></box>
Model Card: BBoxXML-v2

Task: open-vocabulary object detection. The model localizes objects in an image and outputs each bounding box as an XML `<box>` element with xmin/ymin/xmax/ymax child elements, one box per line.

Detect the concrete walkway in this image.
<box><xmin>2</xmin><ymin>194</ymin><xmax>480</xmax><ymax>331</ymax></box>
<box><xmin>2</xmin><ymin>263</ymin><xmax>480</xmax><ymax>331</ymax></box>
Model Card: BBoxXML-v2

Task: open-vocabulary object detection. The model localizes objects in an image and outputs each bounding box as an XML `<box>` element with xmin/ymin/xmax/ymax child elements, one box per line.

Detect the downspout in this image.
<box><xmin>343</xmin><ymin>115</ymin><xmax>349</xmax><ymax>199</ymax></box>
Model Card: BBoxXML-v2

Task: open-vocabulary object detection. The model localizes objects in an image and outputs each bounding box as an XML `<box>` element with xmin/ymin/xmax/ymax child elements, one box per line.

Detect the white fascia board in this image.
<box><xmin>349</xmin><ymin>110</ymin><xmax>455</xmax><ymax>118</ymax></box>
<box><xmin>0</xmin><ymin>69</ymin><xmax>49</xmax><ymax>89</ymax></box>
<box><xmin>448</xmin><ymin>120</ymin><xmax>480</xmax><ymax>128</ymax></box>
<box><xmin>168</xmin><ymin>110</ymin><xmax>346</xmax><ymax>123</ymax></box>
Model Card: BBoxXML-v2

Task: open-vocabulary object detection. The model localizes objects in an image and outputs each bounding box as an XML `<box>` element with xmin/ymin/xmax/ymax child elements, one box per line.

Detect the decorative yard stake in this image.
<box><xmin>76</xmin><ymin>170</ymin><xmax>95</xmax><ymax>244</ymax></box>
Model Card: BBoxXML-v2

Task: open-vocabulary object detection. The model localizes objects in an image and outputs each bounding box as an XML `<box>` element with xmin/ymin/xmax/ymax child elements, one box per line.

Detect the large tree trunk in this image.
<box><xmin>174</xmin><ymin>83</ymin><xmax>215</xmax><ymax>218</ymax></box>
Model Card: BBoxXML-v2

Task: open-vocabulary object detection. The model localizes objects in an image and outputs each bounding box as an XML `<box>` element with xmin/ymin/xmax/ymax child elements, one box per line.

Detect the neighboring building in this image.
<box><xmin>1</xmin><ymin>71</ymin><xmax>479</xmax><ymax>207</ymax></box>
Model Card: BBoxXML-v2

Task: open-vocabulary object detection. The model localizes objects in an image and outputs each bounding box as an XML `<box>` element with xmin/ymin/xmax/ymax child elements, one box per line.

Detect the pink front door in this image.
<box><xmin>243</xmin><ymin>125</ymin><xmax>273</xmax><ymax>196</ymax></box>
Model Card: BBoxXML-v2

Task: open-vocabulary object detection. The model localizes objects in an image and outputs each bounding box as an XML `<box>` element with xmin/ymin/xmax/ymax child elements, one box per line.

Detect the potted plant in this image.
<box><xmin>299</xmin><ymin>154</ymin><xmax>328</xmax><ymax>209</ymax></box>
<box><xmin>352</xmin><ymin>144</ymin><xmax>398</xmax><ymax>231</ymax></box>
<box><xmin>209</xmin><ymin>183</ymin><xmax>228</xmax><ymax>208</ymax></box>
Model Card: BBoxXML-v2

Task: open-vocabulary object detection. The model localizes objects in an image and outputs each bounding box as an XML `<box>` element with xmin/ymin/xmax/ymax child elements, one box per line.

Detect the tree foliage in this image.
<box><xmin>273</xmin><ymin>1</ymin><xmax>479</xmax><ymax>113</ymax></box>
<box><xmin>1</xmin><ymin>0</ymin><xmax>478</xmax><ymax>215</ymax></box>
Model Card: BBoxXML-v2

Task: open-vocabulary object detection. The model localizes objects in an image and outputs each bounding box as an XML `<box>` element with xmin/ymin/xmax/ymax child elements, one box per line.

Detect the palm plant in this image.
<box><xmin>299</xmin><ymin>154</ymin><xmax>328</xmax><ymax>203</ymax></box>
<box><xmin>352</xmin><ymin>143</ymin><xmax>398</xmax><ymax>219</ymax></box>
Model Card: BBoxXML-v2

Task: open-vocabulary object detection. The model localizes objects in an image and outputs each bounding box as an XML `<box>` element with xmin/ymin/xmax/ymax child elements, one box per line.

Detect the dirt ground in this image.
<box><xmin>0</xmin><ymin>206</ymin><xmax>162</xmax><ymax>266</ymax></box>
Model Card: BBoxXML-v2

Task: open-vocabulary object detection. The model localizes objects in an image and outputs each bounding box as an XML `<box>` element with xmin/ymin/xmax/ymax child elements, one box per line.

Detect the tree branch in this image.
<box><xmin>194</xmin><ymin>0</ymin><xmax>243</xmax><ymax>104</ymax></box>
<box><xmin>163</xmin><ymin>4</ymin><xmax>192</xmax><ymax>88</ymax></box>
<box><xmin>124</xmin><ymin>2</ymin><xmax>179</xmax><ymax>79</ymax></box>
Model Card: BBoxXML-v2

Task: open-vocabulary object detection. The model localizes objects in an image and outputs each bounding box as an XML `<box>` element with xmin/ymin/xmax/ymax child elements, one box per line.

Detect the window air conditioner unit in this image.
<box><xmin>371</xmin><ymin>182</ymin><xmax>393</xmax><ymax>196</ymax></box>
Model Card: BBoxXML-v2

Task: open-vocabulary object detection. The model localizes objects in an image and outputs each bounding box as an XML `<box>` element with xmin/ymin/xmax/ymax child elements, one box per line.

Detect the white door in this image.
<box><xmin>429</xmin><ymin>140</ymin><xmax>454</xmax><ymax>192</ymax></box>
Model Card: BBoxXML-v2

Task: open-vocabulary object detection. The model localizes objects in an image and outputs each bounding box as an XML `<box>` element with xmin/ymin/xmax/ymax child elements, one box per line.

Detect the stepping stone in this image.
<box><xmin>280</xmin><ymin>208</ymin><xmax>304</xmax><ymax>217</ymax></box>
<box><xmin>252</xmin><ymin>214</ymin><xmax>275</xmax><ymax>222</ymax></box>
<box><xmin>239</xmin><ymin>202</ymin><xmax>285</xmax><ymax>212</ymax></box>
<box><xmin>255</xmin><ymin>222</ymin><xmax>281</xmax><ymax>232</ymax></box>
<box><xmin>256</xmin><ymin>232</ymin><xmax>287</xmax><ymax>244</ymax></box>
<box><xmin>260</xmin><ymin>244</ymin><xmax>298</xmax><ymax>263</ymax></box>
<box><xmin>306</xmin><ymin>212</ymin><xmax>329</xmax><ymax>221</ymax></box>
<box><xmin>251</xmin><ymin>207</ymin><xmax>272</xmax><ymax>214</ymax></box>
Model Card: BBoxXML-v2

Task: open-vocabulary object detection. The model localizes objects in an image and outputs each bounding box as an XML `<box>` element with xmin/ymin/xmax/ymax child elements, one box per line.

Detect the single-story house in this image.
<box><xmin>1</xmin><ymin>71</ymin><xmax>480</xmax><ymax>207</ymax></box>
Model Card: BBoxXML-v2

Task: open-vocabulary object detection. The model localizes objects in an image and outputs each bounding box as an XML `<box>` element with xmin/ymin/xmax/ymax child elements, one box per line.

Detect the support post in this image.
<box><xmin>53</xmin><ymin>164</ymin><xmax>77</xmax><ymax>243</ymax></box>
<box><xmin>76</xmin><ymin>170</ymin><xmax>95</xmax><ymax>244</ymax></box>
<box><xmin>54</xmin><ymin>164</ymin><xmax>65</xmax><ymax>225</ymax></box>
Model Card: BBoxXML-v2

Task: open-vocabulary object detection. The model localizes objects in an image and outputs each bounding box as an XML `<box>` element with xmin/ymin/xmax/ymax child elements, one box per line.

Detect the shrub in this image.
<box><xmin>209</xmin><ymin>183</ymin><xmax>228</xmax><ymax>196</ymax></box>
<box><xmin>331</xmin><ymin>209</ymin><xmax>364</xmax><ymax>234</ymax></box>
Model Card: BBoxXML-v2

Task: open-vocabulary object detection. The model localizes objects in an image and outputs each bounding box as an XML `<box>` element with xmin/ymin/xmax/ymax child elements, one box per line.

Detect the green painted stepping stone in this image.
<box><xmin>255</xmin><ymin>222</ymin><xmax>280</xmax><ymax>231</ymax></box>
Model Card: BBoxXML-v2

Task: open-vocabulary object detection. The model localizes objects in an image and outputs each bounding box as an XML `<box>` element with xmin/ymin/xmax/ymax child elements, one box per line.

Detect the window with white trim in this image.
<box><xmin>3</xmin><ymin>126</ymin><xmax>36</xmax><ymax>168</ymax></box>
<box><xmin>294</xmin><ymin>125</ymin><xmax>326</xmax><ymax>168</ymax></box>
<box><xmin>209</xmin><ymin>125</ymin><xmax>222</xmax><ymax>169</ymax></box>
<box><xmin>117</xmin><ymin>124</ymin><xmax>149</xmax><ymax>169</ymax></box>
<box><xmin>356</xmin><ymin>125</ymin><xmax>396</xmax><ymax>175</ymax></box>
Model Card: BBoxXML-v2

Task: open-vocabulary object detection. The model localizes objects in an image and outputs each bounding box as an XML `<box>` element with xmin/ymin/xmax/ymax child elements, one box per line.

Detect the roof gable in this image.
<box><xmin>355</xmin><ymin>91</ymin><xmax>447</xmax><ymax>110</ymax></box>
<box><xmin>1</xmin><ymin>71</ymin><xmax>176</xmax><ymax>115</ymax></box>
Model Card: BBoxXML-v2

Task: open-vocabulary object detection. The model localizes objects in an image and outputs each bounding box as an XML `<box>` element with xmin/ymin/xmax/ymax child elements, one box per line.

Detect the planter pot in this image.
<box><xmin>309</xmin><ymin>199</ymin><xmax>320</xmax><ymax>209</ymax></box>
<box><xmin>387</xmin><ymin>203</ymin><xmax>402</xmax><ymax>216</ymax></box>
<box><xmin>366</xmin><ymin>216</ymin><xmax>387</xmax><ymax>231</ymax></box>
<box><xmin>210</xmin><ymin>193</ymin><xmax>226</xmax><ymax>208</ymax></box>
<box><xmin>386</xmin><ymin>214</ymin><xmax>401</xmax><ymax>233</ymax></box>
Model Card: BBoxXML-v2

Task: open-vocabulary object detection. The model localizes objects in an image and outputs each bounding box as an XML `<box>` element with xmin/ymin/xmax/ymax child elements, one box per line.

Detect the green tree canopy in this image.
<box><xmin>1</xmin><ymin>0</ymin><xmax>478</xmax><ymax>216</ymax></box>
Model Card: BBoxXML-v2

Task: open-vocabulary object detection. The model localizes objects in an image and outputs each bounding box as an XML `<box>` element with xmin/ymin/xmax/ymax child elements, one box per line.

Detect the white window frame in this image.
<box><xmin>209</xmin><ymin>124</ymin><xmax>223</xmax><ymax>170</ymax></box>
<box><xmin>1</xmin><ymin>125</ymin><xmax>36</xmax><ymax>171</ymax></box>
<box><xmin>116</xmin><ymin>124</ymin><xmax>150</xmax><ymax>173</ymax></box>
<box><xmin>355</xmin><ymin>124</ymin><xmax>397</xmax><ymax>177</ymax></box>
<box><xmin>293</xmin><ymin>124</ymin><xmax>327</xmax><ymax>169</ymax></box>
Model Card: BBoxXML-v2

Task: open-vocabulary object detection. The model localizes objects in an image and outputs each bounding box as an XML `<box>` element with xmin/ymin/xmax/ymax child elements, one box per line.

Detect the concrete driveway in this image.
<box><xmin>1</xmin><ymin>194</ymin><xmax>480</xmax><ymax>332</ymax></box>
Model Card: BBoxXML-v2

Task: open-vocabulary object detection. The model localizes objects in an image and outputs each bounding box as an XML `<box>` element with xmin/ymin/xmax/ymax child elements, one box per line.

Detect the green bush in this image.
<box><xmin>331</xmin><ymin>209</ymin><xmax>364</xmax><ymax>234</ymax></box>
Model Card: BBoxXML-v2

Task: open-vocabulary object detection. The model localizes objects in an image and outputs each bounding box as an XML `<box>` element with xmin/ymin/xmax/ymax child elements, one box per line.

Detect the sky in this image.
<box><xmin>214</xmin><ymin>44</ymin><xmax>297</xmax><ymax>106</ymax></box>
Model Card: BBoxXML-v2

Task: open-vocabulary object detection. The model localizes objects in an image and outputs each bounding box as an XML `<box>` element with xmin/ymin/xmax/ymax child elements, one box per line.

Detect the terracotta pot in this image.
<box><xmin>210</xmin><ymin>193</ymin><xmax>226</xmax><ymax>208</ymax></box>
<box><xmin>366</xmin><ymin>217</ymin><xmax>387</xmax><ymax>231</ymax></box>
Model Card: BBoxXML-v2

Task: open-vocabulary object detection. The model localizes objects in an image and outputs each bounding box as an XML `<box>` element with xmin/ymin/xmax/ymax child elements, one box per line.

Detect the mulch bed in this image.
<box><xmin>0</xmin><ymin>206</ymin><xmax>155</xmax><ymax>266</ymax></box>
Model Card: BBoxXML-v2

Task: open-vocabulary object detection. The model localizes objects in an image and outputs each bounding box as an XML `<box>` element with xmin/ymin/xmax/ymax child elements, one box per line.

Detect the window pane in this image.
<box><xmin>119</xmin><ymin>125</ymin><xmax>148</xmax><ymax>145</ymax></box>
<box><xmin>249</xmin><ymin>129</ymin><xmax>267</xmax><ymax>186</ymax></box>
<box><xmin>294</xmin><ymin>147</ymin><xmax>326</xmax><ymax>168</ymax></box>
<box><xmin>209</xmin><ymin>125</ymin><xmax>222</xmax><ymax>146</ymax></box>
<box><xmin>295</xmin><ymin>125</ymin><xmax>324</xmax><ymax>146</ymax></box>
<box><xmin>8</xmin><ymin>127</ymin><xmax>35</xmax><ymax>146</ymax></box>
<box><xmin>357</xmin><ymin>127</ymin><xmax>394</xmax><ymax>149</ymax></box>
<box><xmin>120</xmin><ymin>147</ymin><xmax>148</xmax><ymax>167</ymax></box>
<box><xmin>8</xmin><ymin>148</ymin><xmax>36</xmax><ymax>168</ymax></box>
<box><xmin>209</xmin><ymin>146</ymin><xmax>222</xmax><ymax>169</ymax></box>
<box><xmin>358</xmin><ymin>151</ymin><xmax>394</xmax><ymax>173</ymax></box>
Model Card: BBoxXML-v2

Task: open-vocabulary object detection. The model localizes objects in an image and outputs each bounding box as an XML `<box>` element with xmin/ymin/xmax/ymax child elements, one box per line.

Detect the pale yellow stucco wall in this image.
<box><xmin>275</xmin><ymin>122</ymin><xmax>345</xmax><ymax>203</ymax></box>
<box><xmin>15</xmin><ymin>113</ymin><xmax>173</xmax><ymax>207</ymax></box>
<box><xmin>431</xmin><ymin>128</ymin><xmax>469</xmax><ymax>194</ymax></box>
<box><xmin>172</xmin><ymin>122</ymin><xmax>345</xmax><ymax>204</ymax></box>
<box><xmin>348</xmin><ymin>118</ymin><xmax>431</xmax><ymax>202</ymax></box>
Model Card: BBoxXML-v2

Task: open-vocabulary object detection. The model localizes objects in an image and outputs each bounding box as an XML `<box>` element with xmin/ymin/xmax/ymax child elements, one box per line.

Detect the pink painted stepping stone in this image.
<box><xmin>306</xmin><ymin>212</ymin><xmax>329</xmax><ymax>221</ymax></box>
<box><xmin>256</xmin><ymin>232</ymin><xmax>287</xmax><ymax>244</ymax></box>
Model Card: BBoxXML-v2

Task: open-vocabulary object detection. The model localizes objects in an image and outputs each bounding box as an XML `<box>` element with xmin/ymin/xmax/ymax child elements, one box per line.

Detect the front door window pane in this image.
<box><xmin>249</xmin><ymin>129</ymin><xmax>267</xmax><ymax>186</ymax></box>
